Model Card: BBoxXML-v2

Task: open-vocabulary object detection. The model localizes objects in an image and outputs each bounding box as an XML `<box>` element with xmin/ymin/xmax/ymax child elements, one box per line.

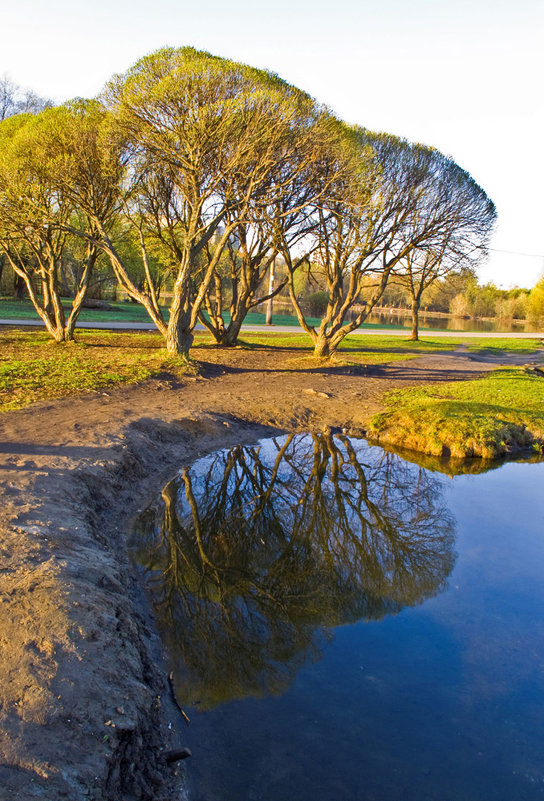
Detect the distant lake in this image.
<box><xmin>363</xmin><ymin>310</ymin><xmax>542</xmax><ymax>333</ymax></box>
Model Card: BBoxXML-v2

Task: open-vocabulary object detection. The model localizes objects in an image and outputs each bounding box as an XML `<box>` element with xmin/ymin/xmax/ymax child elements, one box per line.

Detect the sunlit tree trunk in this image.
<box><xmin>410</xmin><ymin>297</ymin><xmax>421</xmax><ymax>341</ymax></box>
<box><xmin>166</xmin><ymin>291</ymin><xmax>194</xmax><ymax>357</ymax></box>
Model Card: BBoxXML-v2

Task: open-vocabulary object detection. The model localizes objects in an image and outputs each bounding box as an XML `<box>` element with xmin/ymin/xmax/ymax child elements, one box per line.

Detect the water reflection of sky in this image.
<box><xmin>132</xmin><ymin>438</ymin><xmax>544</xmax><ymax>801</ymax></box>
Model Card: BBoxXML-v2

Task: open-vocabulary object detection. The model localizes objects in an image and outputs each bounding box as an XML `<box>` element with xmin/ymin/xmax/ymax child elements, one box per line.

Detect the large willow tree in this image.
<box><xmin>284</xmin><ymin>129</ymin><xmax>496</xmax><ymax>357</ymax></box>
<box><xmin>0</xmin><ymin>110</ymin><xmax>106</xmax><ymax>341</ymax></box>
<box><xmin>83</xmin><ymin>47</ymin><xmax>339</xmax><ymax>356</ymax></box>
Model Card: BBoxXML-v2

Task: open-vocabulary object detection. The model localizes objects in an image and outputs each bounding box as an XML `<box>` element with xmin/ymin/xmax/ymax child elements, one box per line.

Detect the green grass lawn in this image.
<box><xmin>0</xmin><ymin>296</ymin><xmax>407</xmax><ymax>329</ymax></box>
<box><xmin>0</xmin><ymin>297</ymin><xmax>167</xmax><ymax>323</ymax></box>
<box><xmin>0</xmin><ymin>297</ymin><xmax>326</xmax><ymax>327</ymax></box>
<box><xmin>465</xmin><ymin>338</ymin><xmax>544</xmax><ymax>355</ymax></box>
<box><xmin>234</xmin><ymin>332</ymin><xmax>461</xmax><ymax>367</ymax></box>
<box><xmin>0</xmin><ymin>328</ymin><xmax>419</xmax><ymax>412</ymax></box>
<box><xmin>0</xmin><ymin>329</ymin><xmax>189</xmax><ymax>412</ymax></box>
<box><xmin>239</xmin><ymin>331</ymin><xmax>543</xmax><ymax>364</ymax></box>
<box><xmin>0</xmin><ymin>329</ymin><xmax>427</xmax><ymax>413</ymax></box>
<box><xmin>369</xmin><ymin>366</ymin><xmax>544</xmax><ymax>459</ymax></box>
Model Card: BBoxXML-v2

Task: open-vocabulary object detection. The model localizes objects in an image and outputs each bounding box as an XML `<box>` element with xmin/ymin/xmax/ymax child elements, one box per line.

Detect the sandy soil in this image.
<box><xmin>0</xmin><ymin>343</ymin><xmax>541</xmax><ymax>800</ymax></box>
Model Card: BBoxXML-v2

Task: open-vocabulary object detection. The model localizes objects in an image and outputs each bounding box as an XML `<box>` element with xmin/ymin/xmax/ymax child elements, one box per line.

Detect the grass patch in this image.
<box><xmin>236</xmin><ymin>332</ymin><xmax>313</xmax><ymax>349</ymax></box>
<box><xmin>0</xmin><ymin>297</ymin><xmax>168</xmax><ymax>323</ymax></box>
<box><xmin>239</xmin><ymin>332</ymin><xmax>458</xmax><ymax>352</ymax></box>
<box><xmin>0</xmin><ymin>297</ymin><xmax>325</xmax><ymax>327</ymax></box>
<box><xmin>464</xmin><ymin>338</ymin><xmax>543</xmax><ymax>355</ymax></box>
<box><xmin>2</xmin><ymin>326</ymin><xmax>542</xmax><ymax>422</ymax></box>
<box><xmin>0</xmin><ymin>327</ymin><xmax>444</xmax><ymax>413</ymax></box>
<box><xmin>369</xmin><ymin>367</ymin><xmax>544</xmax><ymax>459</ymax></box>
<box><xmin>341</xmin><ymin>335</ymin><xmax>460</xmax><ymax>354</ymax></box>
<box><xmin>0</xmin><ymin>329</ymin><xmax>188</xmax><ymax>412</ymax></box>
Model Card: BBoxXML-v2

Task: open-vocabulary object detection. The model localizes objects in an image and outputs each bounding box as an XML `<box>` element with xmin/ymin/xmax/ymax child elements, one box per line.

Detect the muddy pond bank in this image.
<box><xmin>0</xmin><ymin>347</ymin><xmax>533</xmax><ymax>800</ymax></box>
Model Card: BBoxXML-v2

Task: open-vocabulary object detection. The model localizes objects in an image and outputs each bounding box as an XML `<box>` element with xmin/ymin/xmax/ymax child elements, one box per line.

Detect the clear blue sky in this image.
<box><xmin>3</xmin><ymin>0</ymin><xmax>543</xmax><ymax>288</ymax></box>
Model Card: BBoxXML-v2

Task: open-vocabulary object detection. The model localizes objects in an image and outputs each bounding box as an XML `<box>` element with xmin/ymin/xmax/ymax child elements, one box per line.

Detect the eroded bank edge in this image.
<box><xmin>1</xmin><ymin>414</ymin><xmax>277</xmax><ymax>800</ymax></box>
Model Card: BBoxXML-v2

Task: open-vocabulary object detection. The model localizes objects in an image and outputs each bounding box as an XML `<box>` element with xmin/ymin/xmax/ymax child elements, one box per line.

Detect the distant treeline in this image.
<box><xmin>374</xmin><ymin>273</ymin><xmax>544</xmax><ymax>324</ymax></box>
<box><xmin>259</xmin><ymin>265</ymin><xmax>544</xmax><ymax>324</ymax></box>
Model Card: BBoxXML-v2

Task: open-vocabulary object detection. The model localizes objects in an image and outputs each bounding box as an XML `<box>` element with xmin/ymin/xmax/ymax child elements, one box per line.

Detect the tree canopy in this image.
<box><xmin>0</xmin><ymin>74</ymin><xmax>53</xmax><ymax>121</ymax></box>
<box><xmin>0</xmin><ymin>110</ymin><xmax>101</xmax><ymax>340</ymax></box>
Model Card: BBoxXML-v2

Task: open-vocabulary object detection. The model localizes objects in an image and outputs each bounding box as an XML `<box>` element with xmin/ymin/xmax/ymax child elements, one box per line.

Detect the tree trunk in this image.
<box><xmin>200</xmin><ymin>310</ymin><xmax>244</xmax><ymax>347</ymax></box>
<box><xmin>410</xmin><ymin>297</ymin><xmax>420</xmax><ymax>341</ymax></box>
<box><xmin>13</xmin><ymin>274</ymin><xmax>25</xmax><ymax>299</ymax></box>
<box><xmin>222</xmin><ymin>314</ymin><xmax>245</xmax><ymax>346</ymax></box>
<box><xmin>313</xmin><ymin>334</ymin><xmax>331</xmax><ymax>358</ymax></box>
<box><xmin>65</xmin><ymin>249</ymin><xmax>97</xmax><ymax>341</ymax></box>
<box><xmin>265</xmin><ymin>259</ymin><xmax>275</xmax><ymax>325</ymax></box>
<box><xmin>199</xmin><ymin>272</ymin><xmax>226</xmax><ymax>343</ymax></box>
<box><xmin>166</xmin><ymin>297</ymin><xmax>193</xmax><ymax>357</ymax></box>
<box><xmin>51</xmin><ymin>326</ymin><xmax>67</xmax><ymax>343</ymax></box>
<box><xmin>199</xmin><ymin>318</ymin><xmax>223</xmax><ymax>344</ymax></box>
<box><xmin>50</xmin><ymin>282</ymin><xmax>66</xmax><ymax>337</ymax></box>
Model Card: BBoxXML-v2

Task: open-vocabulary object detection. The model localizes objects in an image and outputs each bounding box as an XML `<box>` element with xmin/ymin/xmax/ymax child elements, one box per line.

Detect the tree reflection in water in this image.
<box><xmin>132</xmin><ymin>433</ymin><xmax>456</xmax><ymax>708</ymax></box>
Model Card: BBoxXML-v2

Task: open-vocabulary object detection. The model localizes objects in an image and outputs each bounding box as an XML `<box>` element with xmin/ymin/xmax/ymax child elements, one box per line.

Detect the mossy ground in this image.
<box><xmin>369</xmin><ymin>366</ymin><xmax>544</xmax><ymax>458</ymax></box>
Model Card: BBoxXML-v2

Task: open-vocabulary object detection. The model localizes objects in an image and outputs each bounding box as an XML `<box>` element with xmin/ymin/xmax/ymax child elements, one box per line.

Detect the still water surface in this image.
<box><xmin>363</xmin><ymin>311</ymin><xmax>541</xmax><ymax>333</ymax></box>
<box><xmin>131</xmin><ymin>435</ymin><xmax>544</xmax><ymax>801</ymax></box>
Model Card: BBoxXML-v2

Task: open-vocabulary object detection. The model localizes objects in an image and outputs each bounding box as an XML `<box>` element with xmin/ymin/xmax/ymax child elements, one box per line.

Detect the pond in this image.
<box><xmin>130</xmin><ymin>434</ymin><xmax>544</xmax><ymax>801</ymax></box>
<box><xmin>363</xmin><ymin>310</ymin><xmax>541</xmax><ymax>334</ymax></box>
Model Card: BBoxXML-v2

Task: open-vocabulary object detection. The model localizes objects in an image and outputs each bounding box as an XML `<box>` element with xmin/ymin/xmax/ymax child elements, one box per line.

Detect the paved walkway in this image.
<box><xmin>0</xmin><ymin>317</ymin><xmax>543</xmax><ymax>338</ymax></box>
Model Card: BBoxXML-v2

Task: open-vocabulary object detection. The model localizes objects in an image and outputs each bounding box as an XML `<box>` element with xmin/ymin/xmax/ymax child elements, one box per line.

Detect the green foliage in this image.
<box><xmin>420</xmin><ymin>271</ymin><xmax>474</xmax><ymax>313</ymax></box>
<box><xmin>527</xmin><ymin>275</ymin><xmax>544</xmax><ymax>324</ymax></box>
<box><xmin>450</xmin><ymin>278</ymin><xmax>531</xmax><ymax>321</ymax></box>
<box><xmin>305</xmin><ymin>291</ymin><xmax>329</xmax><ymax>317</ymax></box>
<box><xmin>0</xmin><ymin>103</ymin><xmax>119</xmax><ymax>340</ymax></box>
<box><xmin>0</xmin><ymin>48</ymin><xmax>501</xmax><ymax>357</ymax></box>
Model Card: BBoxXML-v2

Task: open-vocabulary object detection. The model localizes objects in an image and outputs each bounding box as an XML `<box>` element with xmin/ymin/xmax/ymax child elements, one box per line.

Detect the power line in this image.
<box><xmin>484</xmin><ymin>246</ymin><xmax>544</xmax><ymax>259</ymax></box>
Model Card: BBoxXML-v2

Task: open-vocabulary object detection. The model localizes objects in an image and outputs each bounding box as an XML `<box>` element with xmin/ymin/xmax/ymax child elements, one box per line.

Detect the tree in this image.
<box><xmin>451</xmin><ymin>278</ymin><xmax>507</xmax><ymax>320</ymax></box>
<box><xmin>198</xmin><ymin>224</ymin><xmax>282</xmax><ymax>345</ymax></box>
<box><xmin>285</xmin><ymin>129</ymin><xmax>450</xmax><ymax>357</ymax></box>
<box><xmin>418</xmin><ymin>271</ymin><xmax>472</xmax><ymax>313</ymax></box>
<box><xmin>196</xmin><ymin>110</ymin><xmax>341</xmax><ymax>346</ymax></box>
<box><xmin>0</xmin><ymin>78</ymin><xmax>56</xmax><ymax>304</ymax></box>
<box><xmin>495</xmin><ymin>287</ymin><xmax>529</xmax><ymax>321</ymax></box>
<box><xmin>81</xmin><ymin>47</ymin><xmax>336</xmax><ymax>357</ymax></box>
<box><xmin>527</xmin><ymin>274</ymin><xmax>544</xmax><ymax>324</ymax></box>
<box><xmin>0</xmin><ymin>74</ymin><xmax>52</xmax><ymax>120</ymax></box>
<box><xmin>0</xmin><ymin>112</ymin><xmax>101</xmax><ymax>341</ymax></box>
<box><xmin>393</xmin><ymin>154</ymin><xmax>496</xmax><ymax>340</ymax></box>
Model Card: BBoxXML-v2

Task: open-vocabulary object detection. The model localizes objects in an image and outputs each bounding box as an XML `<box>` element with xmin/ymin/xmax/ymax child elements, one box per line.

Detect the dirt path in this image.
<box><xmin>0</xmin><ymin>344</ymin><xmax>540</xmax><ymax>800</ymax></box>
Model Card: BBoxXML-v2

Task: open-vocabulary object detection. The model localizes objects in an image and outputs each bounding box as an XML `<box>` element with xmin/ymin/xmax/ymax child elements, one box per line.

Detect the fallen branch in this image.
<box><xmin>168</xmin><ymin>671</ymin><xmax>191</xmax><ymax>725</ymax></box>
